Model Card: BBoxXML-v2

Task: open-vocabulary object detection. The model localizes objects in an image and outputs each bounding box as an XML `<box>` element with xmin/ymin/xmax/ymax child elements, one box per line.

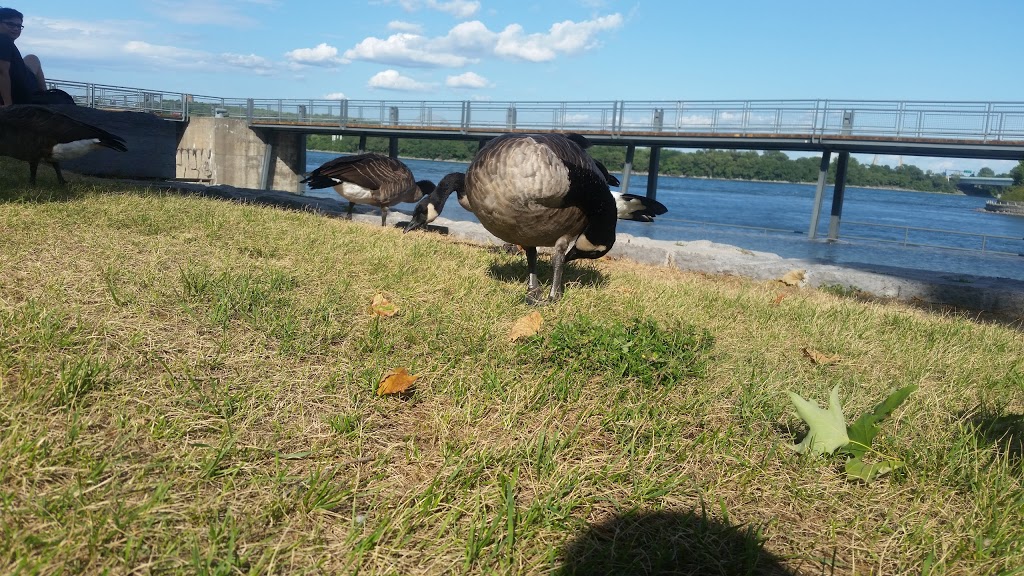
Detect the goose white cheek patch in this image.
<box><xmin>574</xmin><ymin>235</ymin><xmax>606</xmax><ymax>253</ymax></box>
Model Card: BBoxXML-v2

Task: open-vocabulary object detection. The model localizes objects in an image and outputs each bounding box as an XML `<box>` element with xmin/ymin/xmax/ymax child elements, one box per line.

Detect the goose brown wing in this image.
<box><xmin>0</xmin><ymin>105</ymin><xmax>127</xmax><ymax>151</ymax></box>
<box><xmin>311</xmin><ymin>153</ymin><xmax>412</xmax><ymax>190</ymax></box>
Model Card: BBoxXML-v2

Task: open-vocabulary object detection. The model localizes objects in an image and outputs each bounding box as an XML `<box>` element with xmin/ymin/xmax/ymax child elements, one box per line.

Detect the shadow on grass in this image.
<box><xmin>558</xmin><ymin>509</ymin><xmax>800</xmax><ymax>576</ymax></box>
<box><xmin>967</xmin><ymin>410</ymin><xmax>1024</xmax><ymax>465</ymax></box>
<box><xmin>487</xmin><ymin>253</ymin><xmax>606</xmax><ymax>291</ymax></box>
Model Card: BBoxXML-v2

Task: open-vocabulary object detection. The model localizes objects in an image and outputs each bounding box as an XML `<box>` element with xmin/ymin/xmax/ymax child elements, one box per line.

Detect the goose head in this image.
<box><xmin>410</xmin><ymin>179</ymin><xmax>437</xmax><ymax>202</ymax></box>
<box><xmin>404</xmin><ymin>172</ymin><xmax>465</xmax><ymax>232</ymax></box>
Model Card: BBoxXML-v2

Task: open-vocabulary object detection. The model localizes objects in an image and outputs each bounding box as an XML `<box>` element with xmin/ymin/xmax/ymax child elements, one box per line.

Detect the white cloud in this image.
<box><xmin>344</xmin><ymin>14</ymin><xmax>622</xmax><ymax>68</ymax></box>
<box><xmin>121</xmin><ymin>41</ymin><xmax>283</xmax><ymax>75</ymax></box>
<box><xmin>223</xmin><ymin>53</ymin><xmax>275</xmax><ymax>74</ymax></box>
<box><xmin>383</xmin><ymin>0</ymin><xmax>480</xmax><ymax>18</ymax></box>
<box><xmin>368</xmin><ymin>69</ymin><xmax>432</xmax><ymax>91</ymax></box>
<box><xmin>20</xmin><ymin>17</ymin><xmax>150</xmax><ymax>60</ymax></box>
<box><xmin>495</xmin><ymin>14</ymin><xmax>623</xmax><ymax>62</ymax></box>
<box><xmin>344</xmin><ymin>33</ymin><xmax>474</xmax><ymax>67</ymax></box>
<box><xmin>324</xmin><ymin>92</ymin><xmax>347</xmax><ymax>100</ymax></box>
<box><xmin>446</xmin><ymin>71</ymin><xmax>491</xmax><ymax>89</ymax></box>
<box><xmin>439</xmin><ymin>21</ymin><xmax>497</xmax><ymax>53</ymax></box>
<box><xmin>147</xmin><ymin>0</ymin><xmax>261</xmax><ymax>28</ymax></box>
<box><xmin>388</xmin><ymin>20</ymin><xmax>423</xmax><ymax>33</ymax></box>
<box><xmin>427</xmin><ymin>0</ymin><xmax>480</xmax><ymax>19</ymax></box>
<box><xmin>285</xmin><ymin>43</ymin><xmax>347</xmax><ymax>66</ymax></box>
<box><xmin>123</xmin><ymin>41</ymin><xmax>209</xmax><ymax>63</ymax></box>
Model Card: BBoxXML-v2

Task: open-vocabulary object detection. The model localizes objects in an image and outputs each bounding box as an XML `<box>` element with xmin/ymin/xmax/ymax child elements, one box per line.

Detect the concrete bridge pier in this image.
<box><xmin>619</xmin><ymin>144</ymin><xmax>636</xmax><ymax>195</ymax></box>
<box><xmin>827</xmin><ymin>151</ymin><xmax>851</xmax><ymax>241</ymax></box>
<box><xmin>646</xmin><ymin>146</ymin><xmax>662</xmax><ymax>200</ymax></box>
<box><xmin>808</xmin><ymin>150</ymin><xmax>831</xmax><ymax>239</ymax></box>
<box><xmin>807</xmin><ymin>150</ymin><xmax>852</xmax><ymax>241</ymax></box>
<box><xmin>176</xmin><ymin>117</ymin><xmax>306</xmax><ymax>192</ymax></box>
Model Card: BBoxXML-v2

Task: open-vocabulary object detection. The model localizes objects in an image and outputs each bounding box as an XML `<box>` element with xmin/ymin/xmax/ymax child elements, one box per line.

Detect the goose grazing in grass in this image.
<box><xmin>301</xmin><ymin>153</ymin><xmax>436</xmax><ymax>226</ymax></box>
<box><xmin>404</xmin><ymin>133</ymin><xmax>668</xmax><ymax>303</ymax></box>
<box><xmin>0</xmin><ymin>104</ymin><xmax>128</xmax><ymax>185</ymax></box>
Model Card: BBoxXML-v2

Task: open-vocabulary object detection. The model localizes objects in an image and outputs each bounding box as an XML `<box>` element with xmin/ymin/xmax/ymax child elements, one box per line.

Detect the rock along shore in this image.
<box><xmin>126</xmin><ymin>180</ymin><xmax>1024</xmax><ymax>318</ymax></box>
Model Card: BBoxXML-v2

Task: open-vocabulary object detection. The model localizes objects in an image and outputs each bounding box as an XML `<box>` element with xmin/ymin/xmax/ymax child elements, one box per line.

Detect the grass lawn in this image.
<box><xmin>1</xmin><ymin>162</ymin><xmax>1022</xmax><ymax>575</ymax></box>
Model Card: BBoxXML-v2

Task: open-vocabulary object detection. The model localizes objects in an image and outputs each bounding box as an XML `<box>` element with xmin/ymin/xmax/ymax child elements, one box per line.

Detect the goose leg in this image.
<box><xmin>50</xmin><ymin>162</ymin><xmax>67</xmax><ymax>186</ymax></box>
<box><xmin>28</xmin><ymin>160</ymin><xmax>39</xmax><ymax>186</ymax></box>
<box><xmin>525</xmin><ymin>247</ymin><xmax>543</xmax><ymax>305</ymax></box>
<box><xmin>547</xmin><ymin>237</ymin><xmax>574</xmax><ymax>302</ymax></box>
<box><xmin>380</xmin><ymin>206</ymin><xmax>388</xmax><ymax>227</ymax></box>
<box><xmin>346</xmin><ymin>201</ymin><xmax>355</xmax><ymax>220</ymax></box>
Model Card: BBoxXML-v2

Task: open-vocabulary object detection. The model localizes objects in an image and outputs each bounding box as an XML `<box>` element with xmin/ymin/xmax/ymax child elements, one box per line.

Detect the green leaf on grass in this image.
<box><xmin>845</xmin><ymin>385</ymin><xmax>918</xmax><ymax>457</ymax></box>
<box><xmin>788</xmin><ymin>384</ymin><xmax>850</xmax><ymax>455</ymax></box>
<box><xmin>845</xmin><ymin>455</ymin><xmax>904</xmax><ymax>482</ymax></box>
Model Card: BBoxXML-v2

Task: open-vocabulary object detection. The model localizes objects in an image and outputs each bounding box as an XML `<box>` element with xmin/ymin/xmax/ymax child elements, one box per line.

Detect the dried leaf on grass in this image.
<box><xmin>773</xmin><ymin>292</ymin><xmax>789</xmax><ymax>305</ymax></box>
<box><xmin>377</xmin><ymin>368</ymin><xmax>418</xmax><ymax>396</ymax></box>
<box><xmin>780</xmin><ymin>269</ymin><xmax>806</xmax><ymax>287</ymax></box>
<box><xmin>803</xmin><ymin>347</ymin><xmax>840</xmax><ymax>365</ymax></box>
<box><xmin>509</xmin><ymin>311</ymin><xmax>544</xmax><ymax>342</ymax></box>
<box><xmin>370</xmin><ymin>293</ymin><xmax>399</xmax><ymax>317</ymax></box>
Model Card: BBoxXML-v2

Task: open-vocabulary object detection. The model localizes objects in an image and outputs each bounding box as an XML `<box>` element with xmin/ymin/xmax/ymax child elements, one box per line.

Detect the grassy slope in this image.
<box><xmin>1</xmin><ymin>163</ymin><xmax>1023</xmax><ymax>575</ymax></box>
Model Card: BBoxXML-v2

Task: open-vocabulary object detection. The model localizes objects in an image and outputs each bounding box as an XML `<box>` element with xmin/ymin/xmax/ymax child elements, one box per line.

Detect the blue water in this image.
<box><xmin>305</xmin><ymin>151</ymin><xmax>1024</xmax><ymax>281</ymax></box>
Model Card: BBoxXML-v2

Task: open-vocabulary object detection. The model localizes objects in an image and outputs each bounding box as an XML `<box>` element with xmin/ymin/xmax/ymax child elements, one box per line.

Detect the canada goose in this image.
<box><xmin>404</xmin><ymin>133</ymin><xmax>668</xmax><ymax>303</ymax></box>
<box><xmin>0</xmin><ymin>104</ymin><xmax>128</xmax><ymax>185</ymax></box>
<box><xmin>301</xmin><ymin>153</ymin><xmax>436</xmax><ymax>226</ymax></box>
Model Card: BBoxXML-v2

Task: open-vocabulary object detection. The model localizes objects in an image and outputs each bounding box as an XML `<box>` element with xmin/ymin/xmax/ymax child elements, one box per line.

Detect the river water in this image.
<box><xmin>305</xmin><ymin>150</ymin><xmax>1024</xmax><ymax>281</ymax></box>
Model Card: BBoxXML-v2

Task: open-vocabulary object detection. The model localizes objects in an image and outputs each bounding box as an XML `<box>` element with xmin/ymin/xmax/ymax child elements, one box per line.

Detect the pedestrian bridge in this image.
<box><xmin>50</xmin><ymin>78</ymin><xmax>1024</xmax><ymax>160</ymax></box>
<box><xmin>47</xmin><ymin>79</ymin><xmax>1024</xmax><ymax>241</ymax></box>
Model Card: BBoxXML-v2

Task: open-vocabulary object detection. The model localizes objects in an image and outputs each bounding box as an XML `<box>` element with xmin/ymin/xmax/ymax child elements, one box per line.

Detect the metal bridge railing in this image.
<box><xmin>47</xmin><ymin>79</ymin><xmax>1024</xmax><ymax>143</ymax></box>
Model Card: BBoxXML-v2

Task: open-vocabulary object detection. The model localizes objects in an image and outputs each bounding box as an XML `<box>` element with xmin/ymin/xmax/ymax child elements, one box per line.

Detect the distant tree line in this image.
<box><xmin>1001</xmin><ymin>160</ymin><xmax>1024</xmax><ymax>201</ymax></box>
<box><xmin>307</xmin><ymin>135</ymin><xmax>1011</xmax><ymax>194</ymax></box>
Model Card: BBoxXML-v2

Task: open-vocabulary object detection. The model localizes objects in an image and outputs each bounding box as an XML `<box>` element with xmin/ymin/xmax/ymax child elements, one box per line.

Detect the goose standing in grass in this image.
<box><xmin>404</xmin><ymin>133</ymin><xmax>668</xmax><ymax>303</ymax></box>
<box><xmin>0</xmin><ymin>104</ymin><xmax>128</xmax><ymax>185</ymax></box>
<box><xmin>301</xmin><ymin>153</ymin><xmax>436</xmax><ymax>227</ymax></box>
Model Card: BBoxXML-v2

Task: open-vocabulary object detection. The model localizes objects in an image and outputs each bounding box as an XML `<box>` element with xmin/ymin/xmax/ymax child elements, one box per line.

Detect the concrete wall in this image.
<box><xmin>176</xmin><ymin>117</ymin><xmax>306</xmax><ymax>193</ymax></box>
<box><xmin>56</xmin><ymin>106</ymin><xmax>178</xmax><ymax>179</ymax></box>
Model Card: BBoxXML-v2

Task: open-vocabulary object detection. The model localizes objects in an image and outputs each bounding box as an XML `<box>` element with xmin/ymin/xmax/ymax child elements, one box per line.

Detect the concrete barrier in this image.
<box><xmin>176</xmin><ymin>117</ymin><xmax>306</xmax><ymax>192</ymax></box>
<box><xmin>53</xmin><ymin>105</ymin><xmax>178</xmax><ymax>179</ymax></box>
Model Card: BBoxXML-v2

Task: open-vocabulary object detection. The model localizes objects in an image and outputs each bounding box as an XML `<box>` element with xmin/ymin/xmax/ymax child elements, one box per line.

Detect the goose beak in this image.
<box><xmin>404</xmin><ymin>204</ymin><xmax>429</xmax><ymax>233</ymax></box>
<box><xmin>403</xmin><ymin>214</ymin><xmax>426</xmax><ymax>233</ymax></box>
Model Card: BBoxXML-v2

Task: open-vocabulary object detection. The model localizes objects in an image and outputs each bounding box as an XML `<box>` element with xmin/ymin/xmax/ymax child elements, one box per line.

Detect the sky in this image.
<box><xmin>15</xmin><ymin>0</ymin><xmax>1024</xmax><ymax>174</ymax></box>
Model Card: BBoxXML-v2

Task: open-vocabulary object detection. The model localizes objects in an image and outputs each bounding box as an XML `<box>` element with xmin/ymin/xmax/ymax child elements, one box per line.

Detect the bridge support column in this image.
<box><xmin>827</xmin><ymin>151</ymin><xmax>851</xmax><ymax>241</ymax></box>
<box><xmin>358</xmin><ymin>135</ymin><xmax>367</xmax><ymax>153</ymax></box>
<box><xmin>808</xmin><ymin>150</ymin><xmax>831</xmax><ymax>239</ymax></box>
<box><xmin>646</xmin><ymin>146</ymin><xmax>661</xmax><ymax>199</ymax></box>
<box><xmin>620</xmin><ymin>144</ymin><xmax>636</xmax><ymax>194</ymax></box>
<box><xmin>176</xmin><ymin>117</ymin><xmax>306</xmax><ymax>193</ymax></box>
<box><xmin>388</xmin><ymin>137</ymin><xmax>399</xmax><ymax>159</ymax></box>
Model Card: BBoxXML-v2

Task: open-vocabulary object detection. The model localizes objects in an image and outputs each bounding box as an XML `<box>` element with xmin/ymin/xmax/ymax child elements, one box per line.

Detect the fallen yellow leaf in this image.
<box><xmin>370</xmin><ymin>293</ymin><xmax>399</xmax><ymax>317</ymax></box>
<box><xmin>509</xmin><ymin>311</ymin><xmax>544</xmax><ymax>342</ymax></box>
<box><xmin>802</xmin><ymin>347</ymin><xmax>840</xmax><ymax>365</ymax></box>
<box><xmin>377</xmin><ymin>367</ymin><xmax>419</xmax><ymax>396</ymax></box>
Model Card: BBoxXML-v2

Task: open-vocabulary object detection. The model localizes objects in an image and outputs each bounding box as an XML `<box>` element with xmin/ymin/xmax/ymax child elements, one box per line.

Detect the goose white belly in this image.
<box><xmin>467</xmin><ymin>138</ymin><xmax>586</xmax><ymax>246</ymax></box>
<box><xmin>333</xmin><ymin>182</ymin><xmax>377</xmax><ymax>205</ymax></box>
<box><xmin>51</xmin><ymin>139</ymin><xmax>103</xmax><ymax>161</ymax></box>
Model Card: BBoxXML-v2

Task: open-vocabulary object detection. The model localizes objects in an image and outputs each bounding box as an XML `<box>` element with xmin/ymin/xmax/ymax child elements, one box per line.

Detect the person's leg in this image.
<box><xmin>23</xmin><ymin>54</ymin><xmax>46</xmax><ymax>91</ymax></box>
